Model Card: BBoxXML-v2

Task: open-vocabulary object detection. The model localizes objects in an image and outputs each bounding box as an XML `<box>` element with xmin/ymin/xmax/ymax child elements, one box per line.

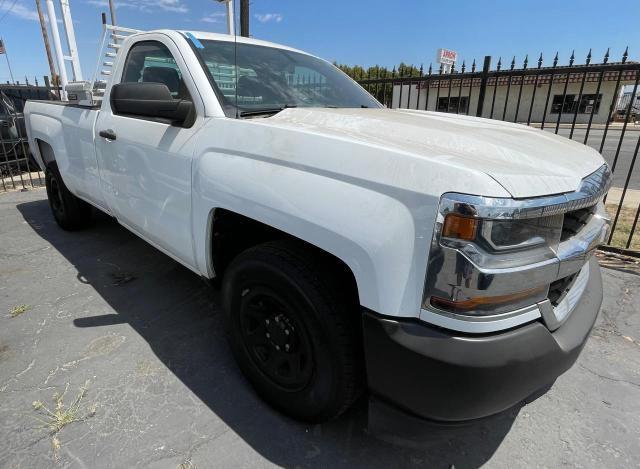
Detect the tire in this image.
<box><xmin>222</xmin><ymin>240</ymin><xmax>363</xmax><ymax>422</ymax></box>
<box><xmin>45</xmin><ymin>162</ymin><xmax>92</xmax><ymax>231</ymax></box>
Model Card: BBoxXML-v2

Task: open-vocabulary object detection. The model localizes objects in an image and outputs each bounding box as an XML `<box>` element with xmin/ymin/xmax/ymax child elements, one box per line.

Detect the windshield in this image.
<box><xmin>192</xmin><ymin>39</ymin><xmax>381</xmax><ymax>117</ymax></box>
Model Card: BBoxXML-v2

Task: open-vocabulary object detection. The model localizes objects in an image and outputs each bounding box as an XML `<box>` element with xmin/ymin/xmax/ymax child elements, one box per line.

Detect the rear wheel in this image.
<box><xmin>222</xmin><ymin>240</ymin><xmax>363</xmax><ymax>422</ymax></box>
<box><xmin>45</xmin><ymin>162</ymin><xmax>92</xmax><ymax>230</ymax></box>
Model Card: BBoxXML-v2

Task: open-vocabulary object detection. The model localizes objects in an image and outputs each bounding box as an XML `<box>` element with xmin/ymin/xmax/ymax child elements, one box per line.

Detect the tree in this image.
<box><xmin>333</xmin><ymin>62</ymin><xmax>424</xmax><ymax>106</ymax></box>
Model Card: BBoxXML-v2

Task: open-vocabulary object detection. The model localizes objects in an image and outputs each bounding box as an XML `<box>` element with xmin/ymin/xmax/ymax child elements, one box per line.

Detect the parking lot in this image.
<box><xmin>1</xmin><ymin>188</ymin><xmax>639</xmax><ymax>469</ymax></box>
<box><xmin>551</xmin><ymin>127</ymin><xmax>640</xmax><ymax>190</ymax></box>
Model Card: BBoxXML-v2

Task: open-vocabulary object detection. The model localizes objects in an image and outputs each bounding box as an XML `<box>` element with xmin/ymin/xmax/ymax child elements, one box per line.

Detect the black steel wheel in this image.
<box><xmin>45</xmin><ymin>162</ymin><xmax>92</xmax><ymax>231</ymax></box>
<box><xmin>49</xmin><ymin>173</ymin><xmax>64</xmax><ymax>215</ymax></box>
<box><xmin>239</xmin><ymin>286</ymin><xmax>314</xmax><ymax>391</ymax></box>
<box><xmin>222</xmin><ymin>240</ymin><xmax>363</xmax><ymax>422</ymax></box>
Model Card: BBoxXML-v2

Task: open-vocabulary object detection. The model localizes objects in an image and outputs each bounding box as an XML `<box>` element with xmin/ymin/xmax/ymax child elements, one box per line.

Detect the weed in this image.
<box><xmin>178</xmin><ymin>460</ymin><xmax>197</xmax><ymax>469</ymax></box>
<box><xmin>31</xmin><ymin>380</ymin><xmax>96</xmax><ymax>434</ymax></box>
<box><xmin>9</xmin><ymin>304</ymin><xmax>31</xmax><ymax>318</ymax></box>
<box><xmin>51</xmin><ymin>436</ymin><xmax>61</xmax><ymax>460</ymax></box>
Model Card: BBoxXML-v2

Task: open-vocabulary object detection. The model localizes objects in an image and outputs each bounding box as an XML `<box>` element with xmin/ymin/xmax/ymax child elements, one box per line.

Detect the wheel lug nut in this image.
<box><xmin>284</xmin><ymin>330</ymin><xmax>289</xmax><ymax>335</ymax></box>
<box><xmin>285</xmin><ymin>344</ymin><xmax>290</xmax><ymax>351</ymax></box>
<box><xmin>265</xmin><ymin>319</ymin><xmax>269</xmax><ymax>325</ymax></box>
<box><xmin>275</xmin><ymin>345</ymin><xmax>280</xmax><ymax>351</ymax></box>
<box><xmin>266</xmin><ymin>333</ymin><xmax>270</xmax><ymax>338</ymax></box>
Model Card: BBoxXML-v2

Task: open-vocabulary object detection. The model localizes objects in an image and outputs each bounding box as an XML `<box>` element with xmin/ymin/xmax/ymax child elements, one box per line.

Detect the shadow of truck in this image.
<box><xmin>18</xmin><ymin>198</ymin><xmax>522</xmax><ymax>468</ymax></box>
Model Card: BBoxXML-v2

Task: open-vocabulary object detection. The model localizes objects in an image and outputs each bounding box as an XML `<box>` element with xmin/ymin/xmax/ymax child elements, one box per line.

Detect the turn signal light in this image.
<box><xmin>442</xmin><ymin>214</ymin><xmax>478</xmax><ymax>241</ymax></box>
<box><xmin>430</xmin><ymin>285</ymin><xmax>547</xmax><ymax>313</ymax></box>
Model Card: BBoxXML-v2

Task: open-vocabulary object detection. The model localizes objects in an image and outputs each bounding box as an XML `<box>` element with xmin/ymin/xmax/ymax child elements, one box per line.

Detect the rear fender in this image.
<box><xmin>26</xmin><ymin>113</ymin><xmax>66</xmax><ymax>172</ymax></box>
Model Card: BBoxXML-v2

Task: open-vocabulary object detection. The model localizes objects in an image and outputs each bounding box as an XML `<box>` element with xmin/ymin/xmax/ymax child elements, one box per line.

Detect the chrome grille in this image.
<box><xmin>560</xmin><ymin>205</ymin><xmax>596</xmax><ymax>242</ymax></box>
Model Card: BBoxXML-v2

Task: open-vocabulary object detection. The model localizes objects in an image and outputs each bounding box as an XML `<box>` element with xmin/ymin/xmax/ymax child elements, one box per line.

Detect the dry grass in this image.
<box><xmin>30</xmin><ymin>380</ymin><xmax>97</xmax><ymax>460</ymax></box>
<box><xmin>31</xmin><ymin>381</ymin><xmax>96</xmax><ymax>434</ymax></box>
<box><xmin>9</xmin><ymin>304</ymin><xmax>31</xmax><ymax>318</ymax></box>
<box><xmin>606</xmin><ymin>204</ymin><xmax>640</xmax><ymax>252</ymax></box>
<box><xmin>178</xmin><ymin>460</ymin><xmax>197</xmax><ymax>469</ymax></box>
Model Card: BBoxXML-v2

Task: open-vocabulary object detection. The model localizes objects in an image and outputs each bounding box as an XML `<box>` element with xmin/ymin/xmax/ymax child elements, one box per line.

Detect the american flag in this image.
<box><xmin>0</xmin><ymin>40</ymin><xmax>5</xmax><ymax>55</ymax></box>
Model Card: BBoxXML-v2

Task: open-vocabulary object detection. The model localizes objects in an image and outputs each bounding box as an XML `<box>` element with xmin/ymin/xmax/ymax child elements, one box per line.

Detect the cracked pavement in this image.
<box><xmin>1</xmin><ymin>188</ymin><xmax>639</xmax><ymax>469</ymax></box>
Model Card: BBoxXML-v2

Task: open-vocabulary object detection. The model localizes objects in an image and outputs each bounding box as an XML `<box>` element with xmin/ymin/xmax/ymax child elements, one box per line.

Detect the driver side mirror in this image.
<box><xmin>111</xmin><ymin>82</ymin><xmax>194</xmax><ymax>127</ymax></box>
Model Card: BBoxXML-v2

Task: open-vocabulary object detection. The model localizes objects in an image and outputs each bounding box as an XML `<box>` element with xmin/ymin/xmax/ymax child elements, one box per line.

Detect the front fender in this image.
<box><xmin>192</xmin><ymin>148</ymin><xmax>434</xmax><ymax>318</ymax></box>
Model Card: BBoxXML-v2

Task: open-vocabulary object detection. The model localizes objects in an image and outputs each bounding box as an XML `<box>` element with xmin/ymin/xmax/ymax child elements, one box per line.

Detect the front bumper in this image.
<box><xmin>362</xmin><ymin>257</ymin><xmax>603</xmax><ymax>422</ymax></box>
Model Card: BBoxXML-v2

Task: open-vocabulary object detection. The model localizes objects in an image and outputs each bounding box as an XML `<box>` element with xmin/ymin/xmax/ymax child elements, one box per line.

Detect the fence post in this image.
<box><xmin>475</xmin><ymin>55</ymin><xmax>492</xmax><ymax>117</ymax></box>
<box><xmin>44</xmin><ymin>75</ymin><xmax>58</xmax><ymax>100</ymax></box>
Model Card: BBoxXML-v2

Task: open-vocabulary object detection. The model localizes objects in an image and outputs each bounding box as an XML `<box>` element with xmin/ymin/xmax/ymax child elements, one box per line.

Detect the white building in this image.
<box><xmin>392</xmin><ymin>65</ymin><xmax>638</xmax><ymax>124</ymax></box>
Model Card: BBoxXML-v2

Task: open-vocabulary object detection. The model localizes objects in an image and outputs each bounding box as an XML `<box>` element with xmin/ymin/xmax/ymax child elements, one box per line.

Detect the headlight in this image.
<box><xmin>480</xmin><ymin>217</ymin><xmax>559</xmax><ymax>251</ymax></box>
<box><xmin>440</xmin><ymin>212</ymin><xmax>563</xmax><ymax>269</ymax></box>
<box><xmin>422</xmin><ymin>164</ymin><xmax>612</xmax><ymax>331</ymax></box>
<box><xmin>424</xmin><ymin>194</ymin><xmax>573</xmax><ymax>316</ymax></box>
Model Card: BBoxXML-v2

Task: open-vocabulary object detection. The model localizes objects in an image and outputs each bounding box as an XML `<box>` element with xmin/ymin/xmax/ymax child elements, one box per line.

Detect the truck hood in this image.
<box><xmin>266</xmin><ymin>108</ymin><xmax>605</xmax><ymax>198</ymax></box>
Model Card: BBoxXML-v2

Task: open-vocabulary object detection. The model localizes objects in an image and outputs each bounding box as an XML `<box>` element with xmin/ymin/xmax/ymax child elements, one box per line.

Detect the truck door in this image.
<box><xmin>95</xmin><ymin>37</ymin><xmax>203</xmax><ymax>269</ymax></box>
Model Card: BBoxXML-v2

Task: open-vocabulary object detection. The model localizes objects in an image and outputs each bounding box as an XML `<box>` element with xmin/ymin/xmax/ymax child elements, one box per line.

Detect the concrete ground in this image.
<box><xmin>1</xmin><ymin>188</ymin><xmax>639</xmax><ymax>469</ymax></box>
<box><xmin>606</xmin><ymin>187</ymin><xmax>640</xmax><ymax>208</ymax></box>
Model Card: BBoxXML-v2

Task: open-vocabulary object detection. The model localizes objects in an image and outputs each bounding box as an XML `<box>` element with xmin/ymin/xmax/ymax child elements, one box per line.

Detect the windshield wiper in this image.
<box><xmin>239</xmin><ymin>105</ymin><xmax>297</xmax><ymax>118</ymax></box>
<box><xmin>322</xmin><ymin>105</ymin><xmax>371</xmax><ymax>109</ymax></box>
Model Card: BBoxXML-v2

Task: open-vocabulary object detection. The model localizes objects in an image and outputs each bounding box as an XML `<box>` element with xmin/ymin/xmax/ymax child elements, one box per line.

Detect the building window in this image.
<box><xmin>437</xmin><ymin>96</ymin><xmax>469</xmax><ymax>113</ymax></box>
<box><xmin>551</xmin><ymin>94</ymin><xmax>602</xmax><ymax>114</ymax></box>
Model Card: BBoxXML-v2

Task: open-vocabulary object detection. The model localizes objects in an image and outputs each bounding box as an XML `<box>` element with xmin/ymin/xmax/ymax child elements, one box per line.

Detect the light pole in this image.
<box><xmin>215</xmin><ymin>0</ymin><xmax>235</xmax><ymax>36</ymax></box>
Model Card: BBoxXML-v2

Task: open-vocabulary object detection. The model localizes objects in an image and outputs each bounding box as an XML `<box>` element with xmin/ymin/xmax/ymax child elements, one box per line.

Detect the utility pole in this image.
<box><xmin>240</xmin><ymin>0</ymin><xmax>249</xmax><ymax>37</ymax></box>
<box><xmin>36</xmin><ymin>0</ymin><xmax>58</xmax><ymax>88</ymax></box>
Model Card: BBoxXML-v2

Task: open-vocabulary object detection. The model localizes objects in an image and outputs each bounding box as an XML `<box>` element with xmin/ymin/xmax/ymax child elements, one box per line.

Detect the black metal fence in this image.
<box><xmin>0</xmin><ymin>84</ymin><xmax>59</xmax><ymax>193</ymax></box>
<box><xmin>350</xmin><ymin>49</ymin><xmax>640</xmax><ymax>255</ymax></box>
<box><xmin>1</xmin><ymin>59</ymin><xmax>639</xmax><ymax>255</ymax></box>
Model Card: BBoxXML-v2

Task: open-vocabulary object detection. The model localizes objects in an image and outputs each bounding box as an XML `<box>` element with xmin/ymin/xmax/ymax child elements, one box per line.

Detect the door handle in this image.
<box><xmin>99</xmin><ymin>129</ymin><xmax>117</xmax><ymax>140</ymax></box>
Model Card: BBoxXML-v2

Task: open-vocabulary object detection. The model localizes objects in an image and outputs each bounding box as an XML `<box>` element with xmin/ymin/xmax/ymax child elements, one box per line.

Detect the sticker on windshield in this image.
<box><xmin>185</xmin><ymin>32</ymin><xmax>204</xmax><ymax>49</ymax></box>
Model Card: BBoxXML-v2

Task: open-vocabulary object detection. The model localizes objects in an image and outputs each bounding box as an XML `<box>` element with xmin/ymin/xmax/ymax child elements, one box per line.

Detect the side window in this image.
<box><xmin>121</xmin><ymin>41</ymin><xmax>190</xmax><ymax>100</ymax></box>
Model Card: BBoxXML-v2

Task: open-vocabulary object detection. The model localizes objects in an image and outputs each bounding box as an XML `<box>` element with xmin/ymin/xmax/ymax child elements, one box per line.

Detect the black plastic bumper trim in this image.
<box><xmin>362</xmin><ymin>257</ymin><xmax>603</xmax><ymax>422</ymax></box>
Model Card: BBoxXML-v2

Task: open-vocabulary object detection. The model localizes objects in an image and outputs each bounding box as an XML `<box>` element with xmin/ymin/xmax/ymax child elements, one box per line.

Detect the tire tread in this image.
<box><xmin>226</xmin><ymin>240</ymin><xmax>363</xmax><ymax>421</ymax></box>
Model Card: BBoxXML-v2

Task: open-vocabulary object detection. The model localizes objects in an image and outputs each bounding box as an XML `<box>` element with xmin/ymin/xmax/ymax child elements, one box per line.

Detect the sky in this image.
<box><xmin>0</xmin><ymin>0</ymin><xmax>638</xmax><ymax>84</ymax></box>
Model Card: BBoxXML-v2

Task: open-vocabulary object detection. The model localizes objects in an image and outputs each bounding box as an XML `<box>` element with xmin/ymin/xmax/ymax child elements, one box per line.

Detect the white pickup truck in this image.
<box><xmin>25</xmin><ymin>28</ymin><xmax>611</xmax><ymax>423</ymax></box>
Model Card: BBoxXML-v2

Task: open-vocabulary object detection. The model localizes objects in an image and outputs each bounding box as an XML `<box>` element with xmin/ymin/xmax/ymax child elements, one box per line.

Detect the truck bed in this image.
<box><xmin>24</xmin><ymin>99</ymin><xmax>104</xmax><ymax>210</ymax></box>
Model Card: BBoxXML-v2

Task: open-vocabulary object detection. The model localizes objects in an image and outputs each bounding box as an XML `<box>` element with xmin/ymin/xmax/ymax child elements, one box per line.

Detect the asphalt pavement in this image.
<box><xmin>1</xmin><ymin>188</ymin><xmax>639</xmax><ymax>469</ymax></box>
<box><xmin>543</xmin><ymin>127</ymin><xmax>640</xmax><ymax>191</ymax></box>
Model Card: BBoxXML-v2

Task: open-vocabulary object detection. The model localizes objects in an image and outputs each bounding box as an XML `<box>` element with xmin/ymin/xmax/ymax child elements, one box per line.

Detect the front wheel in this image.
<box><xmin>222</xmin><ymin>241</ymin><xmax>363</xmax><ymax>422</ymax></box>
<box><xmin>45</xmin><ymin>162</ymin><xmax>92</xmax><ymax>230</ymax></box>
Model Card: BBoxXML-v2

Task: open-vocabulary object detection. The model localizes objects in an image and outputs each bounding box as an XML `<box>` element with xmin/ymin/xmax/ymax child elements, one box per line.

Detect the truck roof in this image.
<box><xmin>175</xmin><ymin>30</ymin><xmax>311</xmax><ymax>56</ymax></box>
